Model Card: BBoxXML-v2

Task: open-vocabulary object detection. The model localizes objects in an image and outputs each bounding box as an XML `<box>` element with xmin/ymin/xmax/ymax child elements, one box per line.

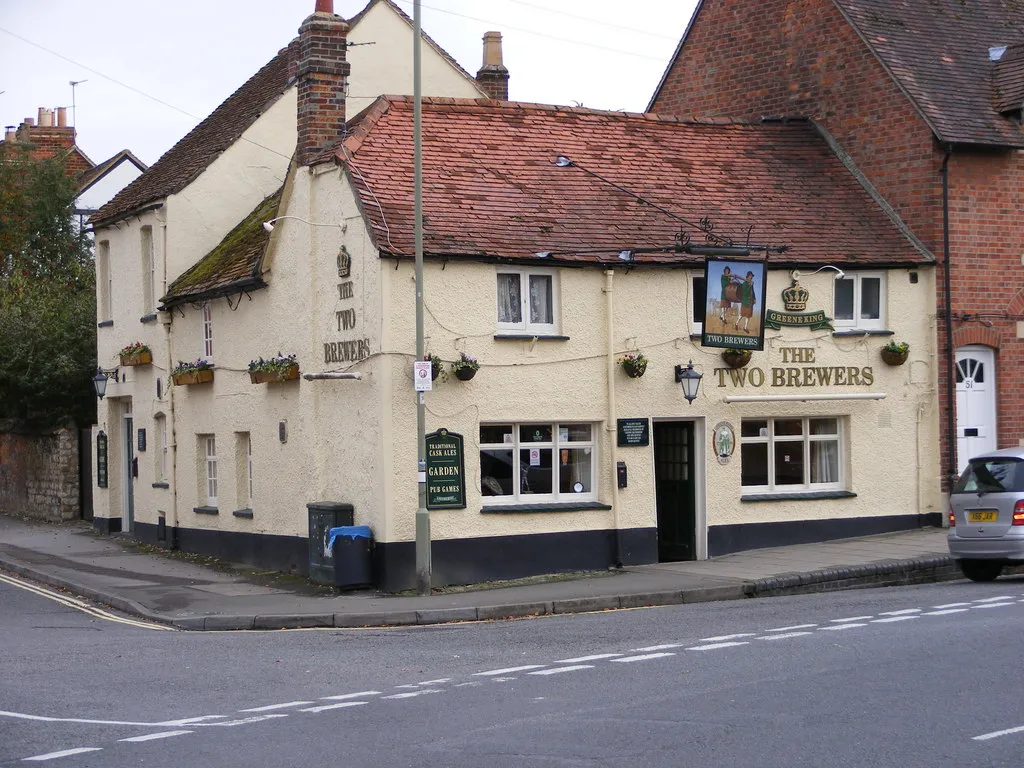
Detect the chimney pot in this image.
<box><xmin>315</xmin><ymin>0</ymin><xmax>333</xmax><ymax>12</ymax></box>
<box><xmin>38</xmin><ymin>107</ymin><xmax>54</xmax><ymax>127</ymax></box>
<box><xmin>24</xmin><ymin>117</ymin><xmax>35</xmax><ymax>127</ymax></box>
<box><xmin>482</xmin><ymin>31</ymin><xmax>504</xmax><ymax>67</ymax></box>
<box><xmin>476</xmin><ymin>31</ymin><xmax>510</xmax><ymax>100</ymax></box>
<box><xmin>57</xmin><ymin>107</ymin><xmax>68</xmax><ymax>127</ymax></box>
<box><xmin>4</xmin><ymin>126</ymin><xmax>15</xmax><ymax>142</ymax></box>
<box><xmin>296</xmin><ymin>7</ymin><xmax>351</xmax><ymax>166</ymax></box>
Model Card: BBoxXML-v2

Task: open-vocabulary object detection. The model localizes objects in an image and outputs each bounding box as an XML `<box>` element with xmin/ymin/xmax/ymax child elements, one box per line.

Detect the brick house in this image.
<box><xmin>649</xmin><ymin>0</ymin><xmax>1024</xmax><ymax>489</ymax></box>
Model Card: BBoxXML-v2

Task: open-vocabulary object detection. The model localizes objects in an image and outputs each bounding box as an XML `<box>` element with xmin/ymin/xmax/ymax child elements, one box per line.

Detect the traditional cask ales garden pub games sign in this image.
<box><xmin>425</xmin><ymin>429</ymin><xmax>466</xmax><ymax>509</ymax></box>
<box><xmin>701</xmin><ymin>258</ymin><xmax>768</xmax><ymax>351</ymax></box>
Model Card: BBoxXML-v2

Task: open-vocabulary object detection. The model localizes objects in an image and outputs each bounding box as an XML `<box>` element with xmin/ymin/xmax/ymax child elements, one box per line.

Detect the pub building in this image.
<box><xmin>89</xmin><ymin>3</ymin><xmax>942</xmax><ymax>589</ymax></box>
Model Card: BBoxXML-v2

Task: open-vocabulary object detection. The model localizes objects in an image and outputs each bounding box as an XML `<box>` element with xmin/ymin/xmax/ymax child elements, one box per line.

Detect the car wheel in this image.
<box><xmin>960</xmin><ymin>560</ymin><xmax>1003</xmax><ymax>582</ymax></box>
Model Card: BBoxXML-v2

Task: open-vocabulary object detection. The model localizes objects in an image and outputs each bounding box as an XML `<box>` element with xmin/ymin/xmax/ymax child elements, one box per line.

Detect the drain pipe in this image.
<box><xmin>941</xmin><ymin>147</ymin><xmax>956</xmax><ymax>490</ymax></box>
<box><xmin>604</xmin><ymin>269</ymin><xmax>622</xmax><ymax>566</ymax></box>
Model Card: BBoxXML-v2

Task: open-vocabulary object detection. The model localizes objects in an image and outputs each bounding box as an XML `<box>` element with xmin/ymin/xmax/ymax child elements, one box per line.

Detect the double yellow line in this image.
<box><xmin>0</xmin><ymin>572</ymin><xmax>175</xmax><ymax>631</ymax></box>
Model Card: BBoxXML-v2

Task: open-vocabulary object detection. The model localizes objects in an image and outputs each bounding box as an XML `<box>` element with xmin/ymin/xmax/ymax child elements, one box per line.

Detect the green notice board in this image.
<box><xmin>426</xmin><ymin>428</ymin><xmax>466</xmax><ymax>509</ymax></box>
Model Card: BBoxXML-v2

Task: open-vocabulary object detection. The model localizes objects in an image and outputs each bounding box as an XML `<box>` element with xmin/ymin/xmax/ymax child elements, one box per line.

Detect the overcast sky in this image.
<box><xmin>0</xmin><ymin>0</ymin><xmax>698</xmax><ymax>167</ymax></box>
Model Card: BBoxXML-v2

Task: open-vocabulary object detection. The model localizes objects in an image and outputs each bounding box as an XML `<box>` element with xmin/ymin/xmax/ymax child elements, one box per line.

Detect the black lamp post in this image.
<box><xmin>675</xmin><ymin>361</ymin><xmax>703</xmax><ymax>404</ymax></box>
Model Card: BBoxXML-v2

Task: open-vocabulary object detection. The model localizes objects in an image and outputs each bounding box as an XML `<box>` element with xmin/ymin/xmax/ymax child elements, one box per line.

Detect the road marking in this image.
<box><xmin>299</xmin><ymin>702</ymin><xmax>368</xmax><ymax>714</ymax></box>
<box><xmin>320</xmin><ymin>691</ymin><xmax>381</xmax><ymax>701</ymax></box>
<box><xmin>382</xmin><ymin>690</ymin><xmax>443</xmax><ymax>700</ymax></box>
<box><xmin>0</xmin><ymin>710</ymin><xmax>224</xmax><ymax>727</ymax></box>
<box><xmin>687</xmin><ymin>642</ymin><xmax>749</xmax><ymax>651</ymax></box>
<box><xmin>612</xmin><ymin>652</ymin><xmax>677</xmax><ymax>662</ymax></box>
<box><xmin>765</xmin><ymin>624</ymin><xmax>817</xmax><ymax>632</ymax></box>
<box><xmin>555</xmin><ymin>653</ymin><xmax>623</xmax><ymax>663</ymax></box>
<box><xmin>417</xmin><ymin>679</ymin><xmax>450</xmax><ymax>686</ymax></box>
<box><xmin>973</xmin><ymin>724</ymin><xmax>1024</xmax><ymax>741</ymax></box>
<box><xmin>630</xmin><ymin>643</ymin><xmax>685</xmax><ymax>651</ymax></box>
<box><xmin>474</xmin><ymin>665</ymin><xmax>546</xmax><ymax>676</ymax></box>
<box><xmin>924</xmin><ymin>609</ymin><xmax>969</xmax><ymax>616</ymax></box>
<box><xmin>697</xmin><ymin>634</ymin><xmax>754</xmax><ymax>642</ymax></box>
<box><xmin>528</xmin><ymin>665</ymin><xmax>594</xmax><ymax>676</ymax></box>
<box><xmin>239</xmin><ymin>701</ymin><xmax>314</xmax><ymax>712</ymax></box>
<box><xmin>818</xmin><ymin>623</ymin><xmax>866</xmax><ymax>631</ymax></box>
<box><xmin>871</xmin><ymin>616</ymin><xmax>918</xmax><ymax>623</ymax></box>
<box><xmin>454</xmin><ymin>682</ymin><xmax>482</xmax><ymax>688</ymax></box>
<box><xmin>758</xmin><ymin>632</ymin><xmax>813</xmax><ymax>640</ymax></box>
<box><xmin>973</xmin><ymin>596</ymin><xmax>1015</xmax><ymax>603</ymax></box>
<box><xmin>205</xmin><ymin>714</ymin><xmax>288</xmax><ymax>727</ymax></box>
<box><xmin>830</xmin><ymin>616</ymin><xmax>873</xmax><ymax>623</ymax></box>
<box><xmin>933</xmin><ymin>602</ymin><xmax>970</xmax><ymax>608</ymax></box>
<box><xmin>23</xmin><ymin>748</ymin><xmax>103</xmax><ymax>762</ymax></box>
<box><xmin>879</xmin><ymin>609</ymin><xmax>921</xmax><ymax>616</ymax></box>
<box><xmin>118</xmin><ymin>731</ymin><xmax>192</xmax><ymax>742</ymax></box>
<box><xmin>974</xmin><ymin>603</ymin><xmax>1014</xmax><ymax>609</ymax></box>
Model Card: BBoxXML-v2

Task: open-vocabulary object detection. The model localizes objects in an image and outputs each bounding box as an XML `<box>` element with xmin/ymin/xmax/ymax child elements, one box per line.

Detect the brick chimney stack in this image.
<box><xmin>295</xmin><ymin>0</ymin><xmax>351</xmax><ymax>167</ymax></box>
<box><xmin>476</xmin><ymin>31</ymin><xmax>509</xmax><ymax>100</ymax></box>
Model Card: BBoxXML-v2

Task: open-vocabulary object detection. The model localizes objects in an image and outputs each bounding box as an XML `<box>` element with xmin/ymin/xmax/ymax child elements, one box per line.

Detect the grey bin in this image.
<box><xmin>307</xmin><ymin>502</ymin><xmax>353</xmax><ymax>585</ymax></box>
<box><xmin>328</xmin><ymin>525</ymin><xmax>373</xmax><ymax>589</ymax></box>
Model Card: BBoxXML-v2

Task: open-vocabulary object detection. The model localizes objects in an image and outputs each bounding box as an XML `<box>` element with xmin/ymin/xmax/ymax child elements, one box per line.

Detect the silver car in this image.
<box><xmin>947</xmin><ymin>446</ymin><xmax>1024</xmax><ymax>581</ymax></box>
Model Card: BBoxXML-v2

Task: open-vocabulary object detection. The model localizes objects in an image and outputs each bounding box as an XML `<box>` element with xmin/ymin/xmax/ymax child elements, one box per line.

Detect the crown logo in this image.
<box><xmin>337</xmin><ymin>246</ymin><xmax>351</xmax><ymax>278</ymax></box>
<box><xmin>782</xmin><ymin>279</ymin><xmax>809</xmax><ymax>311</ymax></box>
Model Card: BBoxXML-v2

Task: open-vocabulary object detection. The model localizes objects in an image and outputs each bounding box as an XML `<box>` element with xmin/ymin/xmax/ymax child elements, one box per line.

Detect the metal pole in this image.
<box><xmin>413</xmin><ymin>0</ymin><xmax>431</xmax><ymax>594</ymax></box>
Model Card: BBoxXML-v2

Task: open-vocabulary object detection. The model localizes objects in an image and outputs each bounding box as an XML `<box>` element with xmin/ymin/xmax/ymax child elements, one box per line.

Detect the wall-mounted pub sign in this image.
<box><xmin>763</xmin><ymin>278</ymin><xmax>834</xmax><ymax>330</ymax></box>
<box><xmin>426</xmin><ymin>428</ymin><xmax>466</xmax><ymax>509</ymax></box>
<box><xmin>96</xmin><ymin>431</ymin><xmax>108</xmax><ymax>488</ymax></box>
<box><xmin>701</xmin><ymin>258</ymin><xmax>768</xmax><ymax>351</ymax></box>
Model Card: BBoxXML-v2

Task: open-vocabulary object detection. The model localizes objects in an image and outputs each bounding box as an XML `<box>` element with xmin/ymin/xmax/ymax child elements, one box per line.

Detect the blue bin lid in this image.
<box><xmin>327</xmin><ymin>525</ymin><xmax>372</xmax><ymax>550</ymax></box>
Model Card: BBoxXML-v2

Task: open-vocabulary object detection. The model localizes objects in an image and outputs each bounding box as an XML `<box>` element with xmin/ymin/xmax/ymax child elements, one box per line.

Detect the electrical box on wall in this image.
<box><xmin>617</xmin><ymin>461</ymin><xmax>627</xmax><ymax>489</ymax></box>
<box><xmin>279</xmin><ymin>420</ymin><xmax>288</xmax><ymax>444</ymax></box>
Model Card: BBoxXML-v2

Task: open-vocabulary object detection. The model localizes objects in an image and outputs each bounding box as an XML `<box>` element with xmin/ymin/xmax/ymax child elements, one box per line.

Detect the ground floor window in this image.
<box><xmin>480</xmin><ymin>422</ymin><xmax>596</xmax><ymax>502</ymax></box>
<box><xmin>200</xmin><ymin>435</ymin><xmax>218</xmax><ymax>506</ymax></box>
<box><xmin>740</xmin><ymin>417</ymin><xmax>843</xmax><ymax>492</ymax></box>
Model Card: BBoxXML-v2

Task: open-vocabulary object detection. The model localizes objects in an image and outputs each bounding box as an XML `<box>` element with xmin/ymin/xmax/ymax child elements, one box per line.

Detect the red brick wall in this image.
<box><xmin>653</xmin><ymin>0</ymin><xmax>1024</xmax><ymax>482</ymax></box>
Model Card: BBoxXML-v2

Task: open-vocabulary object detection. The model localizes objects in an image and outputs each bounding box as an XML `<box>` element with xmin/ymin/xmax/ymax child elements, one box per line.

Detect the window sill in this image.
<box><xmin>97</xmin><ymin>320</ymin><xmax>113</xmax><ymax>328</ymax></box>
<box><xmin>481</xmin><ymin>501</ymin><xmax>611</xmax><ymax>514</ymax></box>
<box><xmin>193</xmin><ymin>506</ymin><xmax>219</xmax><ymax>515</ymax></box>
<box><xmin>831</xmin><ymin>329</ymin><xmax>893</xmax><ymax>337</ymax></box>
<box><xmin>740</xmin><ymin>491</ymin><xmax>857</xmax><ymax>502</ymax></box>
<box><xmin>232</xmin><ymin>508</ymin><xmax>254</xmax><ymax>519</ymax></box>
<box><xmin>152</xmin><ymin>482</ymin><xmax>169</xmax><ymax>489</ymax></box>
<box><xmin>140</xmin><ymin>313</ymin><xmax>158</xmax><ymax>324</ymax></box>
<box><xmin>493</xmin><ymin>334</ymin><xmax>570</xmax><ymax>341</ymax></box>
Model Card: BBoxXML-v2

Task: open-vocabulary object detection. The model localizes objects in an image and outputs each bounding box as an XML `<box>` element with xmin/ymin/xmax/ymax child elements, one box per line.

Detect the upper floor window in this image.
<box><xmin>140</xmin><ymin>226</ymin><xmax>155</xmax><ymax>313</ymax></box>
<box><xmin>201</xmin><ymin>303</ymin><xmax>213</xmax><ymax>361</ymax></box>
<box><xmin>98</xmin><ymin>240</ymin><xmax>112</xmax><ymax>321</ymax></box>
<box><xmin>741</xmin><ymin>417</ymin><xmax>843</xmax><ymax>493</ymax></box>
<box><xmin>834</xmin><ymin>272</ymin><xmax>884</xmax><ymax>330</ymax></box>
<box><xmin>691</xmin><ymin>274</ymin><xmax>706</xmax><ymax>334</ymax></box>
<box><xmin>497</xmin><ymin>268</ymin><xmax>558</xmax><ymax>335</ymax></box>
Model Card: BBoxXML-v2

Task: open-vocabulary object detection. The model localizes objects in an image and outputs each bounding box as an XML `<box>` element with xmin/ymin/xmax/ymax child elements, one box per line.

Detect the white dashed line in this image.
<box><xmin>555</xmin><ymin>653</ymin><xmax>623</xmax><ymax>663</ymax></box>
<box><xmin>528</xmin><ymin>665</ymin><xmax>594</xmax><ymax>676</ymax></box>
<box><xmin>697</xmin><ymin>634</ymin><xmax>754</xmax><ymax>642</ymax></box>
<box><xmin>871</xmin><ymin>616</ymin><xmax>918</xmax><ymax>624</ymax></box>
<box><xmin>239</xmin><ymin>701</ymin><xmax>314</xmax><ymax>712</ymax></box>
<box><xmin>924</xmin><ymin>609</ymin><xmax>969</xmax><ymax>616</ymax></box>
<box><xmin>321</xmin><ymin>691</ymin><xmax>381</xmax><ymax>701</ymax></box>
<box><xmin>474</xmin><ymin>665</ymin><xmax>546</xmax><ymax>676</ymax></box>
<box><xmin>974</xmin><ymin>724</ymin><xmax>1024</xmax><ymax>742</ymax></box>
<box><xmin>612</xmin><ymin>652</ymin><xmax>677</xmax><ymax>662</ymax></box>
<box><xmin>974</xmin><ymin>603</ymin><xmax>1014</xmax><ymax>609</ymax></box>
<box><xmin>758</xmin><ymin>632</ymin><xmax>813</xmax><ymax>640</ymax></box>
<box><xmin>933</xmin><ymin>602</ymin><xmax>970</xmax><ymax>608</ymax></box>
<box><xmin>687</xmin><ymin>642</ymin><xmax>749</xmax><ymax>651</ymax></box>
<box><xmin>382</xmin><ymin>690</ymin><xmax>443</xmax><ymax>700</ymax></box>
<box><xmin>298</xmin><ymin>702</ymin><xmax>368</xmax><ymax>714</ymax></box>
<box><xmin>974</xmin><ymin>596</ymin><xmax>1015</xmax><ymax>603</ymax></box>
<box><xmin>417</xmin><ymin>679</ymin><xmax>451</xmax><ymax>686</ymax></box>
<box><xmin>23</xmin><ymin>748</ymin><xmax>103</xmax><ymax>761</ymax></box>
<box><xmin>118</xmin><ymin>731</ymin><xmax>193</xmax><ymax>743</ymax></box>
<box><xmin>765</xmin><ymin>624</ymin><xmax>817</xmax><ymax>632</ymax></box>
<box><xmin>205</xmin><ymin>715</ymin><xmax>288</xmax><ymax>727</ymax></box>
<box><xmin>454</xmin><ymin>682</ymin><xmax>482</xmax><ymax>688</ymax></box>
<box><xmin>630</xmin><ymin>644</ymin><xmax>685</xmax><ymax>652</ymax></box>
<box><xmin>830</xmin><ymin>616</ymin><xmax>873</xmax><ymax>623</ymax></box>
<box><xmin>879</xmin><ymin>609</ymin><xmax>921</xmax><ymax>616</ymax></box>
<box><xmin>818</xmin><ymin>623</ymin><xmax>866</xmax><ymax>631</ymax></box>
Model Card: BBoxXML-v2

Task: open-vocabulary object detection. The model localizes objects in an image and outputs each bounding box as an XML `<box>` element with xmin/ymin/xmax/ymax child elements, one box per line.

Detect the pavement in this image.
<box><xmin>0</xmin><ymin>515</ymin><xmax>960</xmax><ymax>631</ymax></box>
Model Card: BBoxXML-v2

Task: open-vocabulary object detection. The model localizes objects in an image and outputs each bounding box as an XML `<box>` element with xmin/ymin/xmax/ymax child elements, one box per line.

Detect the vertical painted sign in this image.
<box><xmin>426</xmin><ymin>428</ymin><xmax>466</xmax><ymax>509</ymax></box>
<box><xmin>701</xmin><ymin>257</ymin><xmax>768</xmax><ymax>351</ymax></box>
<box><xmin>96</xmin><ymin>431</ymin><xmax>108</xmax><ymax>488</ymax></box>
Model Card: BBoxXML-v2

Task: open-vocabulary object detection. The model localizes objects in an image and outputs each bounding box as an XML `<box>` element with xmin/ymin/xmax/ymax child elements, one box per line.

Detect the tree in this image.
<box><xmin>0</xmin><ymin>144</ymin><xmax>96</xmax><ymax>430</ymax></box>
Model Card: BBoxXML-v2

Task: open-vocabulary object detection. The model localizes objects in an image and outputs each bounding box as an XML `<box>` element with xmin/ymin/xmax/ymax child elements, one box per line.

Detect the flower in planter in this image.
<box><xmin>451</xmin><ymin>351</ymin><xmax>480</xmax><ymax>380</ymax></box>
<box><xmin>248</xmin><ymin>353</ymin><xmax>298</xmax><ymax>374</ymax></box>
<box><xmin>618</xmin><ymin>351</ymin><xmax>648</xmax><ymax>378</ymax></box>
<box><xmin>119</xmin><ymin>341</ymin><xmax>151</xmax><ymax>356</ymax></box>
<box><xmin>172</xmin><ymin>358</ymin><xmax>213</xmax><ymax>375</ymax></box>
<box><xmin>425</xmin><ymin>353</ymin><xmax>445</xmax><ymax>381</ymax></box>
<box><xmin>883</xmin><ymin>341</ymin><xmax>910</xmax><ymax>354</ymax></box>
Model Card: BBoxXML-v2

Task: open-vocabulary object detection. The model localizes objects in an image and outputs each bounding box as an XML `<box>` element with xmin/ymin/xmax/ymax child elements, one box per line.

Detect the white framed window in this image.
<box><xmin>201</xmin><ymin>303</ymin><xmax>214</xmax><ymax>361</ymax></box>
<box><xmin>496</xmin><ymin>268</ymin><xmax>558</xmax><ymax>335</ymax></box>
<box><xmin>203</xmin><ymin>435</ymin><xmax>218</xmax><ymax>506</ymax></box>
<box><xmin>235</xmin><ymin>432</ymin><xmax>253</xmax><ymax>510</ymax></box>
<box><xmin>691</xmin><ymin>273</ymin><xmax>706</xmax><ymax>334</ymax></box>
<box><xmin>140</xmin><ymin>226</ymin><xmax>155</xmax><ymax>313</ymax></box>
<box><xmin>834</xmin><ymin>272</ymin><xmax>884</xmax><ymax>330</ymax></box>
<box><xmin>98</xmin><ymin>240</ymin><xmax>112</xmax><ymax>321</ymax></box>
<box><xmin>480</xmin><ymin>422</ymin><xmax>596</xmax><ymax>503</ymax></box>
<box><xmin>155</xmin><ymin>414</ymin><xmax>167</xmax><ymax>482</ymax></box>
<box><xmin>740</xmin><ymin>417</ymin><xmax>843</xmax><ymax>493</ymax></box>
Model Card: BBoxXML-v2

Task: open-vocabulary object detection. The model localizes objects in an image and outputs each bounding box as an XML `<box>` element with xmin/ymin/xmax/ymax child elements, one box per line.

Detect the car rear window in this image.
<box><xmin>954</xmin><ymin>458</ymin><xmax>1024</xmax><ymax>493</ymax></box>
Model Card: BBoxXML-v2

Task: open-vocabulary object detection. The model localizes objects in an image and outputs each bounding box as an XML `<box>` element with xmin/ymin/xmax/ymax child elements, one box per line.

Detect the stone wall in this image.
<box><xmin>0</xmin><ymin>427</ymin><xmax>80</xmax><ymax>521</ymax></box>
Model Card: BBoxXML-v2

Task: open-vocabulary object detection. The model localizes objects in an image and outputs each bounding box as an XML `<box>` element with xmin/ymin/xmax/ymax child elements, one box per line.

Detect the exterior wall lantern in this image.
<box><xmin>675</xmin><ymin>361</ymin><xmax>702</xmax><ymax>404</ymax></box>
<box><xmin>93</xmin><ymin>367</ymin><xmax>118</xmax><ymax>400</ymax></box>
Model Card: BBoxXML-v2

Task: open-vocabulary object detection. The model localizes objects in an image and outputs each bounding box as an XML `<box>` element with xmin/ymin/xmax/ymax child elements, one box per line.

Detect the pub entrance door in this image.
<box><xmin>654</xmin><ymin>420</ymin><xmax>697</xmax><ymax>561</ymax></box>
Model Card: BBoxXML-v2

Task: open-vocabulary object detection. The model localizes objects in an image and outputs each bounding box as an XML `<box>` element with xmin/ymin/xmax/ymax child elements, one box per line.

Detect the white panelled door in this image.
<box><xmin>955</xmin><ymin>345</ymin><xmax>997</xmax><ymax>471</ymax></box>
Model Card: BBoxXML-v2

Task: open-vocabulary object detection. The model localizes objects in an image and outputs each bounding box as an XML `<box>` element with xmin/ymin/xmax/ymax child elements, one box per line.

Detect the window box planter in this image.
<box><xmin>172</xmin><ymin>369</ymin><xmax>214</xmax><ymax>386</ymax></box>
<box><xmin>250</xmin><ymin>364</ymin><xmax>300</xmax><ymax>384</ymax></box>
<box><xmin>120</xmin><ymin>350</ymin><xmax>152</xmax><ymax>367</ymax></box>
<box><xmin>722</xmin><ymin>349</ymin><xmax>752</xmax><ymax>369</ymax></box>
<box><xmin>881</xmin><ymin>348</ymin><xmax>909</xmax><ymax>366</ymax></box>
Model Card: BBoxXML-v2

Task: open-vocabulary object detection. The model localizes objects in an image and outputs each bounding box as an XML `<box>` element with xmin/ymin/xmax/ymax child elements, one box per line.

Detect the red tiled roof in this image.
<box><xmin>994</xmin><ymin>43</ymin><xmax>1024</xmax><ymax>113</ymax></box>
<box><xmin>832</xmin><ymin>0</ymin><xmax>1024</xmax><ymax>147</ymax></box>
<box><xmin>91</xmin><ymin>51</ymin><xmax>291</xmax><ymax>226</ymax></box>
<box><xmin>337</xmin><ymin>97</ymin><xmax>930</xmax><ymax>266</ymax></box>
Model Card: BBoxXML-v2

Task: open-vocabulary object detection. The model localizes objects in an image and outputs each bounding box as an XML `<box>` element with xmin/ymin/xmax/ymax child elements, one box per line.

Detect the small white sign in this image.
<box><xmin>529</xmin><ymin>447</ymin><xmax>541</xmax><ymax>466</ymax></box>
<box><xmin>413</xmin><ymin>361</ymin><xmax>433</xmax><ymax>392</ymax></box>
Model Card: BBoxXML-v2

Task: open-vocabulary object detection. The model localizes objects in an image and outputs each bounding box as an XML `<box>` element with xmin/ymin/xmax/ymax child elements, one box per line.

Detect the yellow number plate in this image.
<box><xmin>968</xmin><ymin>510</ymin><xmax>999</xmax><ymax>523</ymax></box>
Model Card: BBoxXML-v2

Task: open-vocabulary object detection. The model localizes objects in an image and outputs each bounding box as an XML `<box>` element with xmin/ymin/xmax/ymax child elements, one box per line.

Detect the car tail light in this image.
<box><xmin>948</xmin><ymin>506</ymin><xmax>956</xmax><ymax>527</ymax></box>
<box><xmin>1013</xmin><ymin>500</ymin><xmax>1024</xmax><ymax>526</ymax></box>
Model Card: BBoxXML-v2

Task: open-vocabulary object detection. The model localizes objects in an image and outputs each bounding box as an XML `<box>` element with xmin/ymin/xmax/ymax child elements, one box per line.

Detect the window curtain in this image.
<box><xmin>812</xmin><ymin>441</ymin><xmax>839</xmax><ymax>484</ymax></box>
<box><xmin>530</xmin><ymin>275</ymin><xmax>553</xmax><ymax>324</ymax></box>
<box><xmin>498</xmin><ymin>273</ymin><xmax>521</xmax><ymax>323</ymax></box>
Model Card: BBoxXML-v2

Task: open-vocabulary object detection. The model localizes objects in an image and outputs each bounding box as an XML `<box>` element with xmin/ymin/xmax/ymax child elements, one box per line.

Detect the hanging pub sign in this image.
<box><xmin>96</xmin><ymin>431</ymin><xmax>108</xmax><ymax>488</ymax></box>
<box><xmin>426</xmin><ymin>428</ymin><xmax>466</xmax><ymax>509</ymax></box>
<box><xmin>701</xmin><ymin>258</ymin><xmax>768</xmax><ymax>351</ymax></box>
<box><xmin>763</xmin><ymin>277</ymin><xmax>834</xmax><ymax>330</ymax></box>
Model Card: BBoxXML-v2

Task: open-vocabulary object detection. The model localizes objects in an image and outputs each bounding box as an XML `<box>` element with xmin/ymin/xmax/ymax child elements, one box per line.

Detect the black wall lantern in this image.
<box><xmin>675</xmin><ymin>361</ymin><xmax>703</xmax><ymax>404</ymax></box>
<box><xmin>92</xmin><ymin>367</ymin><xmax>118</xmax><ymax>400</ymax></box>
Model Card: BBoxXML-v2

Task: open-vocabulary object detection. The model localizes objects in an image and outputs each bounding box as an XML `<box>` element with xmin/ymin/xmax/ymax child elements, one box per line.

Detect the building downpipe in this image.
<box><xmin>941</xmin><ymin>147</ymin><xmax>956</xmax><ymax>491</ymax></box>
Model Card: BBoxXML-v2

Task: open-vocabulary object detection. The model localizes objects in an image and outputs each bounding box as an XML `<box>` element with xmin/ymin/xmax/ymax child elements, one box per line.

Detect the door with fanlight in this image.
<box><xmin>955</xmin><ymin>346</ymin><xmax>997</xmax><ymax>471</ymax></box>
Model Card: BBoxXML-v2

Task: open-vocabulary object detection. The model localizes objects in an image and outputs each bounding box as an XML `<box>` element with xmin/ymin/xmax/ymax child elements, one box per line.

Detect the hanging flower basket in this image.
<box><xmin>451</xmin><ymin>352</ymin><xmax>479</xmax><ymax>381</ymax></box>
<box><xmin>425</xmin><ymin>353</ymin><xmax>443</xmax><ymax>381</ymax></box>
<box><xmin>119</xmin><ymin>342</ymin><xmax>152</xmax><ymax>367</ymax></box>
<box><xmin>172</xmin><ymin>369</ymin><xmax>214</xmax><ymax>386</ymax></box>
<box><xmin>881</xmin><ymin>343</ymin><xmax>909</xmax><ymax>366</ymax></box>
<box><xmin>250</xmin><ymin>364</ymin><xmax>300</xmax><ymax>384</ymax></box>
<box><xmin>619</xmin><ymin>352</ymin><xmax>648</xmax><ymax>378</ymax></box>
<box><xmin>722</xmin><ymin>348</ymin><xmax>752</xmax><ymax>369</ymax></box>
